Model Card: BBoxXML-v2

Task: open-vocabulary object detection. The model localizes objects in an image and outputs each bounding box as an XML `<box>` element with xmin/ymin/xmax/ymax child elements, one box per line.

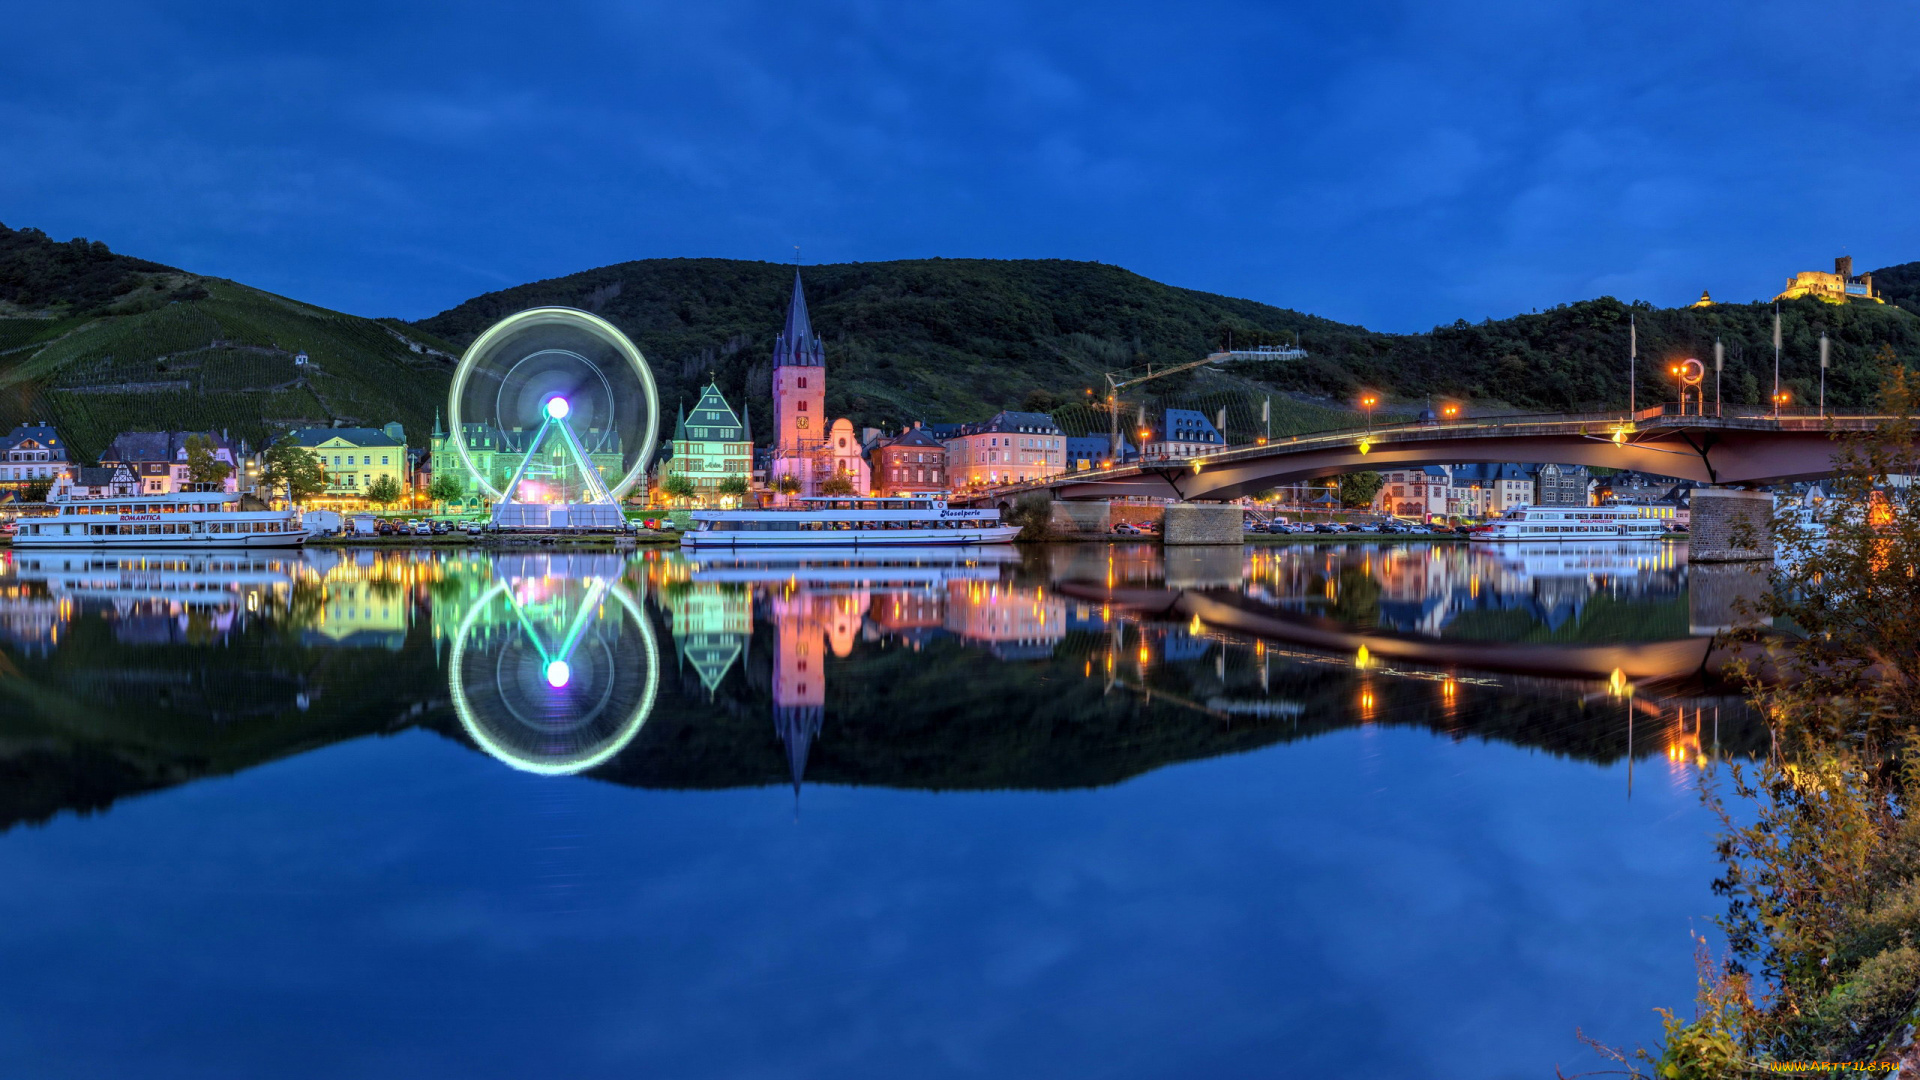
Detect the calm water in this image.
<box><xmin>0</xmin><ymin>540</ymin><xmax>1757</xmax><ymax>1079</ymax></box>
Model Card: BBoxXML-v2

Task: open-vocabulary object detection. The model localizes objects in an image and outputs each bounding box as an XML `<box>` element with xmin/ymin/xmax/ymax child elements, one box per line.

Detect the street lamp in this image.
<box><xmin>1773</xmin><ymin>390</ymin><xmax>1792</xmax><ymax>416</ymax></box>
<box><xmin>1359</xmin><ymin>393</ymin><xmax>1379</xmax><ymax>434</ymax></box>
<box><xmin>1440</xmin><ymin>403</ymin><xmax>1460</xmax><ymax>421</ymax></box>
<box><xmin>1670</xmin><ymin>359</ymin><xmax>1704</xmax><ymax>416</ymax></box>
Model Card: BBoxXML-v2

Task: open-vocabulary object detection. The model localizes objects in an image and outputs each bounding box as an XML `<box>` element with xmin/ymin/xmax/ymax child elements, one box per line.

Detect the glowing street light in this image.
<box><xmin>1359</xmin><ymin>393</ymin><xmax>1379</xmax><ymax>434</ymax></box>
<box><xmin>1773</xmin><ymin>390</ymin><xmax>1792</xmax><ymax>417</ymax></box>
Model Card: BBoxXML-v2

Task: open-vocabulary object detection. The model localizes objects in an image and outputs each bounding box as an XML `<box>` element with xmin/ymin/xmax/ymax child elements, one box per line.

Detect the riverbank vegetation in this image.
<box><xmin>1596</xmin><ymin>372</ymin><xmax>1920</xmax><ymax>1075</ymax></box>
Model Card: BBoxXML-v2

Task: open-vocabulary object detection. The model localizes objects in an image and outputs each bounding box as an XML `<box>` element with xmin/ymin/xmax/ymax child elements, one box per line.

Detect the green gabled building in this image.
<box><xmin>661</xmin><ymin>380</ymin><xmax>751</xmax><ymax>507</ymax></box>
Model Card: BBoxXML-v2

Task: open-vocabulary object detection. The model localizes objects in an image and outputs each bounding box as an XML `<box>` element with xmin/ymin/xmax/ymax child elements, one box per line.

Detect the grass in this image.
<box><xmin>0</xmin><ymin>280</ymin><xmax>453</xmax><ymax>460</ymax></box>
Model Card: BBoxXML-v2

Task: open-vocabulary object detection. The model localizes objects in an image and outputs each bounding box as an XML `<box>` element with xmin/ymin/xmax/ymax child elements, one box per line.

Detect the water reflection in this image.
<box><xmin>446</xmin><ymin>554</ymin><xmax>659</xmax><ymax>775</ymax></box>
<box><xmin>0</xmin><ymin>539</ymin><xmax>1761</xmax><ymax>825</ymax></box>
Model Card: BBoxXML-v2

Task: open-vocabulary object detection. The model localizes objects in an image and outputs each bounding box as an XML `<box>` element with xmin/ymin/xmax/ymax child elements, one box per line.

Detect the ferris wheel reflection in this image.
<box><xmin>448</xmin><ymin>554</ymin><xmax>658</xmax><ymax>775</ymax></box>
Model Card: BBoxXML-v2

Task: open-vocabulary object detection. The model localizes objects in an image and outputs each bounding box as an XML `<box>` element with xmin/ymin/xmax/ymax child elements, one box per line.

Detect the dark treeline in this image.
<box><xmin>415</xmin><ymin>256</ymin><xmax>1920</xmax><ymax>431</ymax></box>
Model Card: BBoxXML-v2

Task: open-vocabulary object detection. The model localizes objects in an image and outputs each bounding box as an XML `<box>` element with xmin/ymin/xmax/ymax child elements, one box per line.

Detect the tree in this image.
<box><xmin>1339</xmin><ymin>470</ymin><xmax>1383</xmax><ymax>508</ymax></box>
<box><xmin>427</xmin><ymin>472</ymin><xmax>465</xmax><ymax>507</ymax></box>
<box><xmin>820</xmin><ymin>474</ymin><xmax>856</xmax><ymax>496</ymax></box>
<box><xmin>716</xmin><ymin>476</ymin><xmax>748</xmax><ymax>497</ymax></box>
<box><xmin>661</xmin><ymin>474</ymin><xmax>696</xmax><ymax>502</ymax></box>
<box><xmin>365</xmin><ymin>474</ymin><xmax>404</xmax><ymax>507</ymax></box>
<box><xmin>184</xmin><ymin>434</ymin><xmax>232</xmax><ymax>488</ymax></box>
<box><xmin>774</xmin><ymin>475</ymin><xmax>801</xmax><ymax>496</ymax></box>
<box><xmin>21</xmin><ymin>477</ymin><xmax>52</xmax><ymax>503</ymax></box>
<box><xmin>259</xmin><ymin>436</ymin><xmax>328</xmax><ymax>504</ymax></box>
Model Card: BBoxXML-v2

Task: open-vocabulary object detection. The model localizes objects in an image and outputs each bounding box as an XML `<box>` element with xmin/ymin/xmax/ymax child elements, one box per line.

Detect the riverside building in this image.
<box><xmin>1</xmin><ymin>422</ymin><xmax>73</xmax><ymax>498</ymax></box>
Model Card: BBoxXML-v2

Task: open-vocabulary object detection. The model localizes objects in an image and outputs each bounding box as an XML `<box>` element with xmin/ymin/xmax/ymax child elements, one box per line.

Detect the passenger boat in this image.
<box><xmin>682</xmin><ymin>497</ymin><xmax>1019</xmax><ymax>549</ymax></box>
<box><xmin>1470</xmin><ymin>504</ymin><xmax>1669</xmax><ymax>542</ymax></box>
<box><xmin>10</xmin><ymin>489</ymin><xmax>306</xmax><ymax>548</ymax></box>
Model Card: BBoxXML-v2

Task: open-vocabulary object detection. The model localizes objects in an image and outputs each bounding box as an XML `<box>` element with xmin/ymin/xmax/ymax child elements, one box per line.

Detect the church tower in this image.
<box><xmin>770</xmin><ymin>271</ymin><xmax>826</xmax><ymax>493</ymax></box>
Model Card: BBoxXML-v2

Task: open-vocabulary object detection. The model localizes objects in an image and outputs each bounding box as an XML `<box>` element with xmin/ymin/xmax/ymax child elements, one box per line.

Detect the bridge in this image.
<box><xmin>962</xmin><ymin>405</ymin><xmax>1888</xmax><ymax>558</ymax></box>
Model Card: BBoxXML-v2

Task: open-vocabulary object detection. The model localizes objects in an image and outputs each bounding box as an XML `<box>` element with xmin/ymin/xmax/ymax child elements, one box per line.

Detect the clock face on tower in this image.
<box><xmin>796</xmin><ymin>416</ymin><xmax>809</xmax><ymax>429</ymax></box>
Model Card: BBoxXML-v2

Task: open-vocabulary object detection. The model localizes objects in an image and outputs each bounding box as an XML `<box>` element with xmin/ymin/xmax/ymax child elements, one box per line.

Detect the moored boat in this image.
<box><xmin>11</xmin><ymin>488</ymin><xmax>306</xmax><ymax>549</ymax></box>
<box><xmin>682</xmin><ymin>496</ymin><xmax>1019</xmax><ymax>549</ymax></box>
<box><xmin>1469</xmin><ymin>503</ymin><xmax>1670</xmax><ymax>542</ymax></box>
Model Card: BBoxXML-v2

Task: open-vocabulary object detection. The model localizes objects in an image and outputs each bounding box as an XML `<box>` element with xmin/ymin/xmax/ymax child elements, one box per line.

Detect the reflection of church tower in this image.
<box><xmin>769</xmin><ymin>272</ymin><xmax>826</xmax><ymax>495</ymax></box>
<box><xmin>771</xmin><ymin>594</ymin><xmax>826</xmax><ymax>792</ymax></box>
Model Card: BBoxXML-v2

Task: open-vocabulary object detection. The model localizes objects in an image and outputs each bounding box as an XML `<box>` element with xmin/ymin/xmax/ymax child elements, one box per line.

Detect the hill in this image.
<box><xmin>411</xmin><ymin>257</ymin><xmax>1373</xmax><ymax>438</ymax></box>
<box><xmin>6</xmin><ymin>218</ymin><xmax>1920</xmax><ymax>463</ymax></box>
<box><xmin>415</xmin><ymin>256</ymin><xmax>1920</xmax><ymax>441</ymax></box>
<box><xmin>0</xmin><ymin>223</ymin><xmax>458</xmax><ymax>461</ymax></box>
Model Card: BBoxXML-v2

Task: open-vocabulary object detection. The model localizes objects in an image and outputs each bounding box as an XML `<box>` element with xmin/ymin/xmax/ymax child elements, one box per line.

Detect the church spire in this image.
<box><xmin>772</xmin><ymin>270</ymin><xmax>824</xmax><ymax>368</ymax></box>
<box><xmin>673</xmin><ymin>399</ymin><xmax>687</xmax><ymax>441</ymax></box>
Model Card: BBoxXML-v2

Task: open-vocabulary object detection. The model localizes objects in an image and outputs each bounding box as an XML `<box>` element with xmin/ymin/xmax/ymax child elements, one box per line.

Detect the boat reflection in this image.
<box><xmin>0</xmin><ymin>540</ymin><xmax>1764</xmax><ymax>830</ymax></box>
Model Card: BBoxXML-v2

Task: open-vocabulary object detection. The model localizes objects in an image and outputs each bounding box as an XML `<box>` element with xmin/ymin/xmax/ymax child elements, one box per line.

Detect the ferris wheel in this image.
<box><xmin>448</xmin><ymin>555</ymin><xmax>659</xmax><ymax>775</ymax></box>
<box><xmin>447</xmin><ymin>307</ymin><xmax>660</xmax><ymax>528</ymax></box>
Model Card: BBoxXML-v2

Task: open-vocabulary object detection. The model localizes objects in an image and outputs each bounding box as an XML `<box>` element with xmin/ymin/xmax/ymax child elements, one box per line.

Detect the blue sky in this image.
<box><xmin>3</xmin><ymin>0</ymin><xmax>1915</xmax><ymax>330</ymax></box>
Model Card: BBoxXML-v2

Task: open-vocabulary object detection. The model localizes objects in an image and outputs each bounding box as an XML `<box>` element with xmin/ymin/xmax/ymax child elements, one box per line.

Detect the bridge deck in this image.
<box><xmin>960</xmin><ymin>406</ymin><xmax>1892</xmax><ymax>505</ymax></box>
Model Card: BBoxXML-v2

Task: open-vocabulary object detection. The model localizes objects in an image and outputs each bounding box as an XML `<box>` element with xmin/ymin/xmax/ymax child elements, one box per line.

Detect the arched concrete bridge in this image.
<box><xmin>963</xmin><ymin>407</ymin><xmax>1886</xmax><ymax>506</ymax></box>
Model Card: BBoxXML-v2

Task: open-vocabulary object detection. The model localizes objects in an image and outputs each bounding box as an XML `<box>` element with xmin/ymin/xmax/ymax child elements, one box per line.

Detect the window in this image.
<box><xmin>382</xmin><ymin>456</ymin><xmax>389</xmax><ymax>466</ymax></box>
<box><xmin>797</xmin><ymin>377</ymin><xmax>807</xmax><ymax>389</ymax></box>
<box><xmin>797</xmin><ymin>401</ymin><xmax>807</xmax><ymax>412</ymax></box>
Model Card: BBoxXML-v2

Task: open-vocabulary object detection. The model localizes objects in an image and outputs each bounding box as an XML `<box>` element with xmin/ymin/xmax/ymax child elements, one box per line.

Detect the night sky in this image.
<box><xmin>3</xmin><ymin>0</ymin><xmax>1915</xmax><ymax>330</ymax></box>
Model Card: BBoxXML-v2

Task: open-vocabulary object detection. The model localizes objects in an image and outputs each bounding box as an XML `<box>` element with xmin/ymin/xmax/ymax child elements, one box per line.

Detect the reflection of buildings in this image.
<box><xmin>771</xmin><ymin>593</ymin><xmax>827</xmax><ymax>792</ymax></box>
<box><xmin>943</xmin><ymin>581</ymin><xmax>1065</xmax><ymax>660</ymax></box>
<box><xmin>666</xmin><ymin>582</ymin><xmax>753</xmax><ymax>696</ymax></box>
<box><xmin>303</xmin><ymin>579</ymin><xmax>409</xmax><ymax>649</ymax></box>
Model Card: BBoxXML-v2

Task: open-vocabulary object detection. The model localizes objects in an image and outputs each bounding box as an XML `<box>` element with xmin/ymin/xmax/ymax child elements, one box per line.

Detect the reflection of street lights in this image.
<box><xmin>1359</xmin><ymin>393</ymin><xmax>1378</xmax><ymax>434</ymax></box>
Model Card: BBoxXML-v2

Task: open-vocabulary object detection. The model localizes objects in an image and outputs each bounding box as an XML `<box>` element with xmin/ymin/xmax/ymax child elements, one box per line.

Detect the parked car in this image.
<box><xmin>1313</xmin><ymin>522</ymin><xmax>1342</xmax><ymax>534</ymax></box>
<box><xmin>411</xmin><ymin>520</ymin><xmax>433</xmax><ymax>536</ymax></box>
<box><xmin>1112</xmin><ymin>522</ymin><xmax>1142</xmax><ymax>536</ymax></box>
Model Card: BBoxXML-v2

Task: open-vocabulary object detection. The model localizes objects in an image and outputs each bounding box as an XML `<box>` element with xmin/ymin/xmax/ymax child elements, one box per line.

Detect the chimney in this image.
<box><xmin>1836</xmin><ymin>255</ymin><xmax>1854</xmax><ymax>279</ymax></box>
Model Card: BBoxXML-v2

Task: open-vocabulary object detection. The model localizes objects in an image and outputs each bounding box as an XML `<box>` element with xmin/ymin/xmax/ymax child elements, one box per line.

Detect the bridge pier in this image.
<box><xmin>1162</xmin><ymin>503</ymin><xmax>1242</xmax><ymax>545</ymax></box>
<box><xmin>1688</xmin><ymin>561</ymin><xmax>1774</xmax><ymax>635</ymax></box>
<box><xmin>1689</xmin><ymin>487</ymin><xmax>1775</xmax><ymax>562</ymax></box>
<box><xmin>1046</xmin><ymin>500</ymin><xmax>1111</xmax><ymax>538</ymax></box>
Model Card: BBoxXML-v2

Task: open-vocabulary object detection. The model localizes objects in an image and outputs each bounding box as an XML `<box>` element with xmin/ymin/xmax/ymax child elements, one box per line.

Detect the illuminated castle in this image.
<box><xmin>1774</xmin><ymin>256</ymin><xmax>1883</xmax><ymax>305</ymax></box>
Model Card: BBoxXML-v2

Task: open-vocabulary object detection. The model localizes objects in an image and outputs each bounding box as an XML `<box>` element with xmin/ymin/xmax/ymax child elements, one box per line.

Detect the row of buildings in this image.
<box><xmin>1331</xmin><ymin>463</ymin><xmax>1690</xmax><ymax>522</ymax></box>
<box><xmin>0</xmin><ymin>421</ymin><xmax>418</xmax><ymax>506</ymax></box>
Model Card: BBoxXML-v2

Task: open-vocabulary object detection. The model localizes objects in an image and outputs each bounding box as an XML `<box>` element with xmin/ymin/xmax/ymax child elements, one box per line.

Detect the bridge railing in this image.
<box><xmin>963</xmin><ymin>404</ymin><xmax>1899</xmax><ymax>499</ymax></box>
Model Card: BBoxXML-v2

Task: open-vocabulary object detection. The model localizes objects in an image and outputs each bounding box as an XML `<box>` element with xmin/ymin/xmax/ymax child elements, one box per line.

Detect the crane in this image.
<box><xmin>1101</xmin><ymin>353</ymin><xmax>1230</xmax><ymax>462</ymax></box>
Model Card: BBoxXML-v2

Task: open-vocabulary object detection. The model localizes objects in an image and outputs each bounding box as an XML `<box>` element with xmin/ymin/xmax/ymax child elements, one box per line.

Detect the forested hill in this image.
<box><xmin>416</xmin><ymin>256</ymin><xmax>1920</xmax><ymax>435</ymax></box>
<box><xmin>6</xmin><ymin>218</ymin><xmax>1920</xmax><ymax>464</ymax></box>
<box><xmin>411</xmin><ymin>258</ymin><xmax>1362</xmax><ymax>432</ymax></box>
<box><xmin>0</xmin><ymin>222</ymin><xmax>459</xmax><ymax>462</ymax></box>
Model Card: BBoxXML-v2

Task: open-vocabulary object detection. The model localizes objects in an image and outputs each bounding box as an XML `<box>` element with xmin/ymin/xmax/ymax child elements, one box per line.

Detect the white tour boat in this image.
<box><xmin>1470</xmin><ymin>503</ymin><xmax>1670</xmax><ymax>542</ymax></box>
<box><xmin>682</xmin><ymin>497</ymin><xmax>1019</xmax><ymax>549</ymax></box>
<box><xmin>11</xmin><ymin>489</ymin><xmax>306</xmax><ymax>549</ymax></box>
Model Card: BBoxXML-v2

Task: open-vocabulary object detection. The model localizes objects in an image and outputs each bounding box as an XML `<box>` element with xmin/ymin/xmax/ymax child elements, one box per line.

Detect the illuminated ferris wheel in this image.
<box><xmin>447</xmin><ymin>307</ymin><xmax>660</xmax><ymax>529</ymax></box>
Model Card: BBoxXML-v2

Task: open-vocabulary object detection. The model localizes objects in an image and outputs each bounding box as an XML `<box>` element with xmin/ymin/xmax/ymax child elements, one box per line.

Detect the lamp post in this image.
<box><xmin>1772</xmin><ymin>304</ymin><xmax>1782</xmax><ymax>419</ymax></box>
<box><xmin>1713</xmin><ymin>338</ymin><xmax>1723</xmax><ymax>417</ymax></box>
<box><xmin>1360</xmin><ymin>393</ymin><xmax>1378</xmax><ymax>434</ymax></box>
<box><xmin>1628</xmin><ymin>314</ymin><xmax>1637</xmax><ymax>418</ymax></box>
<box><xmin>1819</xmin><ymin>331</ymin><xmax>1829</xmax><ymax>419</ymax></box>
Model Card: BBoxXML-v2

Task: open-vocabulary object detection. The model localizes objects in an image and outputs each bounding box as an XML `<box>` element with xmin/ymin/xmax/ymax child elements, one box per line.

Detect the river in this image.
<box><xmin>0</xmin><ymin>540</ymin><xmax>1755</xmax><ymax>1078</ymax></box>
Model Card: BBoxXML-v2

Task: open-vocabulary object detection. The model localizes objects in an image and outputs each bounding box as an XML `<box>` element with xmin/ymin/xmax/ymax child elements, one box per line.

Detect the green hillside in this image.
<box><xmin>6</xmin><ymin>217</ymin><xmax>1920</xmax><ymax>464</ymax></box>
<box><xmin>415</xmin><ymin>256</ymin><xmax>1920</xmax><ymax>440</ymax></box>
<box><xmin>0</xmin><ymin>223</ymin><xmax>457</xmax><ymax>461</ymax></box>
<box><xmin>412</xmin><ymin>257</ymin><xmax>1370</xmax><ymax>439</ymax></box>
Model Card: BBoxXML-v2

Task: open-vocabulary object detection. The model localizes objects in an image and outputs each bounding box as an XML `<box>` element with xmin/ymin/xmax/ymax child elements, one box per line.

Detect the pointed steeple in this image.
<box><xmin>433</xmin><ymin>408</ymin><xmax>443</xmax><ymax>438</ymax></box>
<box><xmin>772</xmin><ymin>270</ymin><xmax>824</xmax><ymax>368</ymax></box>
<box><xmin>773</xmin><ymin>705</ymin><xmax>824</xmax><ymax>795</ymax></box>
<box><xmin>673</xmin><ymin>399</ymin><xmax>687</xmax><ymax>441</ymax></box>
<box><xmin>741</xmin><ymin>401</ymin><xmax>752</xmax><ymax>443</ymax></box>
